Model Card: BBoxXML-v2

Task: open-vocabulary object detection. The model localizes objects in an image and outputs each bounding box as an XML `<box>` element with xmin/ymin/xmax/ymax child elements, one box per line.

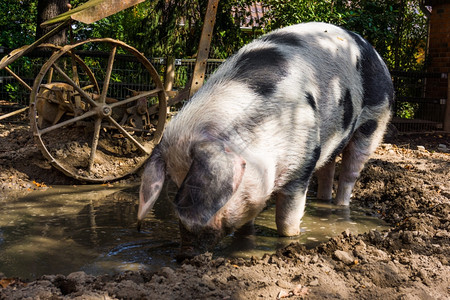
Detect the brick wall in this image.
<box><xmin>426</xmin><ymin>1</ymin><xmax>450</xmax><ymax>99</ymax></box>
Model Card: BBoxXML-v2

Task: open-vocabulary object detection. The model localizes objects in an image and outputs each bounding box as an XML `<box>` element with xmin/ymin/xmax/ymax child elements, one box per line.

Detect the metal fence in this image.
<box><xmin>171</xmin><ymin>58</ymin><xmax>224</xmax><ymax>90</ymax></box>
<box><xmin>0</xmin><ymin>49</ymin><xmax>165</xmax><ymax>110</ymax></box>
<box><xmin>0</xmin><ymin>51</ymin><xmax>48</xmax><ymax>113</ymax></box>
<box><xmin>1</xmin><ymin>49</ymin><xmax>448</xmax><ymax>132</ymax></box>
<box><xmin>0</xmin><ymin>49</ymin><xmax>224</xmax><ymax>114</ymax></box>
<box><xmin>390</xmin><ymin>71</ymin><xmax>448</xmax><ymax>132</ymax></box>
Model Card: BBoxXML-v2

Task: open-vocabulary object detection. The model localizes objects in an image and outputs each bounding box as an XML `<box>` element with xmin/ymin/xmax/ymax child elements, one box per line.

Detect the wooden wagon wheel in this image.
<box><xmin>29</xmin><ymin>38</ymin><xmax>167</xmax><ymax>182</ymax></box>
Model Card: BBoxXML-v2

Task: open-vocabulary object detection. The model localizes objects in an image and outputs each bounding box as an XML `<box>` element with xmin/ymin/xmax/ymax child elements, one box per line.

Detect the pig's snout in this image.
<box><xmin>176</xmin><ymin>220</ymin><xmax>226</xmax><ymax>262</ymax></box>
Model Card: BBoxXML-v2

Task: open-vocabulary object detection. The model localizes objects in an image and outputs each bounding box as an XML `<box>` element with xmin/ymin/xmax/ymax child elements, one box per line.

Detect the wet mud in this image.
<box><xmin>0</xmin><ymin>122</ymin><xmax>449</xmax><ymax>299</ymax></box>
<box><xmin>0</xmin><ymin>184</ymin><xmax>388</xmax><ymax>281</ymax></box>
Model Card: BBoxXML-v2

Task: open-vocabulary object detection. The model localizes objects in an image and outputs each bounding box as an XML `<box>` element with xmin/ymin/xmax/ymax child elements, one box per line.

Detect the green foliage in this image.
<box><xmin>259</xmin><ymin>1</ymin><xmax>428</xmax><ymax>120</ymax></box>
<box><xmin>5</xmin><ymin>82</ymin><xmax>19</xmax><ymax>101</ymax></box>
<box><xmin>0</xmin><ymin>0</ymin><xmax>429</xmax><ymax>120</ymax></box>
<box><xmin>396</xmin><ymin>101</ymin><xmax>418</xmax><ymax>119</ymax></box>
<box><xmin>260</xmin><ymin>0</ymin><xmax>349</xmax><ymax>29</ymax></box>
<box><xmin>0</xmin><ymin>0</ymin><xmax>37</xmax><ymax>48</ymax></box>
<box><xmin>72</xmin><ymin>0</ymin><xmax>253</xmax><ymax>58</ymax></box>
<box><xmin>261</xmin><ymin>0</ymin><xmax>428</xmax><ymax>71</ymax></box>
<box><xmin>0</xmin><ymin>0</ymin><xmax>428</xmax><ymax>68</ymax></box>
<box><xmin>174</xmin><ymin>65</ymin><xmax>190</xmax><ymax>89</ymax></box>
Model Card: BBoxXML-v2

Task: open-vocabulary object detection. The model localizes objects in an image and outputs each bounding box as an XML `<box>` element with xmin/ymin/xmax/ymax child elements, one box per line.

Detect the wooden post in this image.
<box><xmin>188</xmin><ymin>0</ymin><xmax>219</xmax><ymax>98</ymax></box>
<box><xmin>444</xmin><ymin>73</ymin><xmax>450</xmax><ymax>132</ymax></box>
<box><xmin>164</xmin><ymin>56</ymin><xmax>175</xmax><ymax>92</ymax></box>
<box><xmin>164</xmin><ymin>56</ymin><xmax>175</xmax><ymax>113</ymax></box>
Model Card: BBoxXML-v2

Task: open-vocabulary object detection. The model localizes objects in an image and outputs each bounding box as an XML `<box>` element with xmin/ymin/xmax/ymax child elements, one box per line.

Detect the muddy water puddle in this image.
<box><xmin>0</xmin><ymin>184</ymin><xmax>389</xmax><ymax>280</ymax></box>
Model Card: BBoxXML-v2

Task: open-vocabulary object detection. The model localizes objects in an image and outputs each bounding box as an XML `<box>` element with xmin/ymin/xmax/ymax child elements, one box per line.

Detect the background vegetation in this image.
<box><xmin>1</xmin><ymin>0</ymin><xmax>428</xmax><ymax>70</ymax></box>
<box><xmin>0</xmin><ymin>1</ymin><xmax>431</xmax><ymax>119</ymax></box>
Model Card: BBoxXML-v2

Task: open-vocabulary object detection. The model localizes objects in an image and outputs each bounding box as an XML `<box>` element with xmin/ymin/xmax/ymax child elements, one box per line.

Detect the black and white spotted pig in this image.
<box><xmin>138</xmin><ymin>22</ymin><xmax>394</xmax><ymax>249</ymax></box>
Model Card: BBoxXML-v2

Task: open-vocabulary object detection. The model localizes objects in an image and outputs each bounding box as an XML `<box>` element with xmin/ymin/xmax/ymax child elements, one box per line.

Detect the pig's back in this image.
<box><xmin>163</xmin><ymin>22</ymin><xmax>393</xmax><ymax>173</ymax></box>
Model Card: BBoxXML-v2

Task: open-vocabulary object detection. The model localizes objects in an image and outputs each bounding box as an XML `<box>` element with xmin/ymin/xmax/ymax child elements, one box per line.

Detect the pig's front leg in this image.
<box><xmin>275</xmin><ymin>189</ymin><xmax>307</xmax><ymax>236</ymax></box>
<box><xmin>234</xmin><ymin>219</ymin><xmax>255</xmax><ymax>237</ymax></box>
<box><xmin>275</xmin><ymin>146</ymin><xmax>320</xmax><ymax>236</ymax></box>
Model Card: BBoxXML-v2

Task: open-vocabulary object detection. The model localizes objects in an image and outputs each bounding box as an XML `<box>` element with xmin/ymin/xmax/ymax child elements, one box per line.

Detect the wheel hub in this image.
<box><xmin>99</xmin><ymin>105</ymin><xmax>112</xmax><ymax>117</ymax></box>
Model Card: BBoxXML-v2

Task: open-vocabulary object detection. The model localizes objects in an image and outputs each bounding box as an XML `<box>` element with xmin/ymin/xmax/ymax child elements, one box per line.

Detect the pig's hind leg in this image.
<box><xmin>335</xmin><ymin>116</ymin><xmax>389</xmax><ymax>205</ymax></box>
<box><xmin>315</xmin><ymin>158</ymin><xmax>336</xmax><ymax>200</ymax></box>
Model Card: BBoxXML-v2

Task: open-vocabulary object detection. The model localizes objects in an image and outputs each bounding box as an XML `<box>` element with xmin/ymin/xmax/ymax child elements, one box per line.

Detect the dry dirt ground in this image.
<box><xmin>0</xmin><ymin>121</ymin><xmax>449</xmax><ymax>299</ymax></box>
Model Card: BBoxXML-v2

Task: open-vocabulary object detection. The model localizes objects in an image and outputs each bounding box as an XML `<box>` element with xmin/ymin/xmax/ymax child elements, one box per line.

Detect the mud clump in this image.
<box><xmin>1</xmin><ymin>124</ymin><xmax>449</xmax><ymax>299</ymax></box>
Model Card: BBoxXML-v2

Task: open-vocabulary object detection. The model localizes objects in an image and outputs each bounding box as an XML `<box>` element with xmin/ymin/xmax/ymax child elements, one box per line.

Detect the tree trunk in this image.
<box><xmin>36</xmin><ymin>0</ymin><xmax>70</xmax><ymax>45</ymax></box>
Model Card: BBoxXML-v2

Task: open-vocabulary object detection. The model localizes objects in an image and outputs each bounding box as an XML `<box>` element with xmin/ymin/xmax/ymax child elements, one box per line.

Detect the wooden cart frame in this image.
<box><xmin>0</xmin><ymin>0</ymin><xmax>219</xmax><ymax>182</ymax></box>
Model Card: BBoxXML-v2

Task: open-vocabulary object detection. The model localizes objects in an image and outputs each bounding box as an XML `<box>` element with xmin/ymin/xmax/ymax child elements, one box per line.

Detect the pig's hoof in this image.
<box><xmin>333</xmin><ymin>198</ymin><xmax>350</xmax><ymax>206</ymax></box>
<box><xmin>277</xmin><ymin>227</ymin><xmax>301</xmax><ymax>237</ymax></box>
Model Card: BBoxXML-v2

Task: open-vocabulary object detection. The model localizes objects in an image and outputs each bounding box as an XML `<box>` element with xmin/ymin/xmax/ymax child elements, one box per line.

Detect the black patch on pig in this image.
<box><xmin>174</xmin><ymin>141</ymin><xmax>235</xmax><ymax>227</ymax></box>
<box><xmin>346</xmin><ymin>30</ymin><xmax>394</xmax><ymax>108</ymax></box>
<box><xmin>260</xmin><ymin>32</ymin><xmax>303</xmax><ymax>47</ymax></box>
<box><xmin>356</xmin><ymin>56</ymin><xmax>362</xmax><ymax>71</ymax></box>
<box><xmin>340</xmin><ymin>89</ymin><xmax>353</xmax><ymax>130</ymax></box>
<box><xmin>300</xmin><ymin>146</ymin><xmax>321</xmax><ymax>183</ymax></box>
<box><xmin>328</xmin><ymin>120</ymin><xmax>357</xmax><ymax>160</ymax></box>
<box><xmin>329</xmin><ymin>138</ymin><xmax>349</xmax><ymax>161</ymax></box>
<box><xmin>284</xmin><ymin>145</ymin><xmax>321</xmax><ymax>192</ymax></box>
<box><xmin>223</xmin><ymin>96</ymin><xmax>285</xmax><ymax>141</ymax></box>
<box><xmin>358</xmin><ymin>119</ymin><xmax>378</xmax><ymax>137</ymax></box>
<box><xmin>233</xmin><ymin>47</ymin><xmax>288</xmax><ymax>97</ymax></box>
<box><xmin>327</xmin><ymin>119</ymin><xmax>377</xmax><ymax>162</ymax></box>
<box><xmin>306</xmin><ymin>92</ymin><xmax>317</xmax><ymax>111</ymax></box>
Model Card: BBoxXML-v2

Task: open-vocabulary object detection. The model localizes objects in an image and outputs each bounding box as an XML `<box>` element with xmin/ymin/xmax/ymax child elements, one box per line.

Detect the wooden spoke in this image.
<box><xmin>99</xmin><ymin>45</ymin><xmax>117</xmax><ymax>104</ymax></box>
<box><xmin>109</xmin><ymin>88</ymin><xmax>161</xmax><ymax>109</ymax></box>
<box><xmin>37</xmin><ymin>109</ymin><xmax>97</xmax><ymax>135</ymax></box>
<box><xmin>87</xmin><ymin>118</ymin><xmax>102</xmax><ymax>172</ymax></box>
<box><xmin>51</xmin><ymin>63</ymin><xmax>98</xmax><ymax>108</ymax></box>
<box><xmin>106</xmin><ymin>115</ymin><xmax>150</xmax><ymax>154</ymax></box>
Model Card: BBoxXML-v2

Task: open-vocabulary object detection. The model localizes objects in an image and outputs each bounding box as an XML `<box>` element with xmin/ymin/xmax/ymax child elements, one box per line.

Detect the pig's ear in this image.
<box><xmin>174</xmin><ymin>141</ymin><xmax>246</xmax><ymax>228</ymax></box>
<box><xmin>138</xmin><ymin>145</ymin><xmax>166</xmax><ymax>221</ymax></box>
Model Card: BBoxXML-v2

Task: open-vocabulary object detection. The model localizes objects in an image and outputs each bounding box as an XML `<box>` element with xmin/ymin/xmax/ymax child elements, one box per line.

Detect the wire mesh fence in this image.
<box><xmin>1</xmin><ymin>47</ymin><xmax>448</xmax><ymax>132</ymax></box>
<box><xmin>391</xmin><ymin>71</ymin><xmax>448</xmax><ymax>132</ymax></box>
<box><xmin>0</xmin><ymin>48</ymin><xmax>224</xmax><ymax>114</ymax></box>
<box><xmin>170</xmin><ymin>58</ymin><xmax>224</xmax><ymax>90</ymax></box>
<box><xmin>0</xmin><ymin>49</ymin><xmax>50</xmax><ymax>114</ymax></box>
<box><xmin>0</xmin><ymin>48</ymin><xmax>167</xmax><ymax>110</ymax></box>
